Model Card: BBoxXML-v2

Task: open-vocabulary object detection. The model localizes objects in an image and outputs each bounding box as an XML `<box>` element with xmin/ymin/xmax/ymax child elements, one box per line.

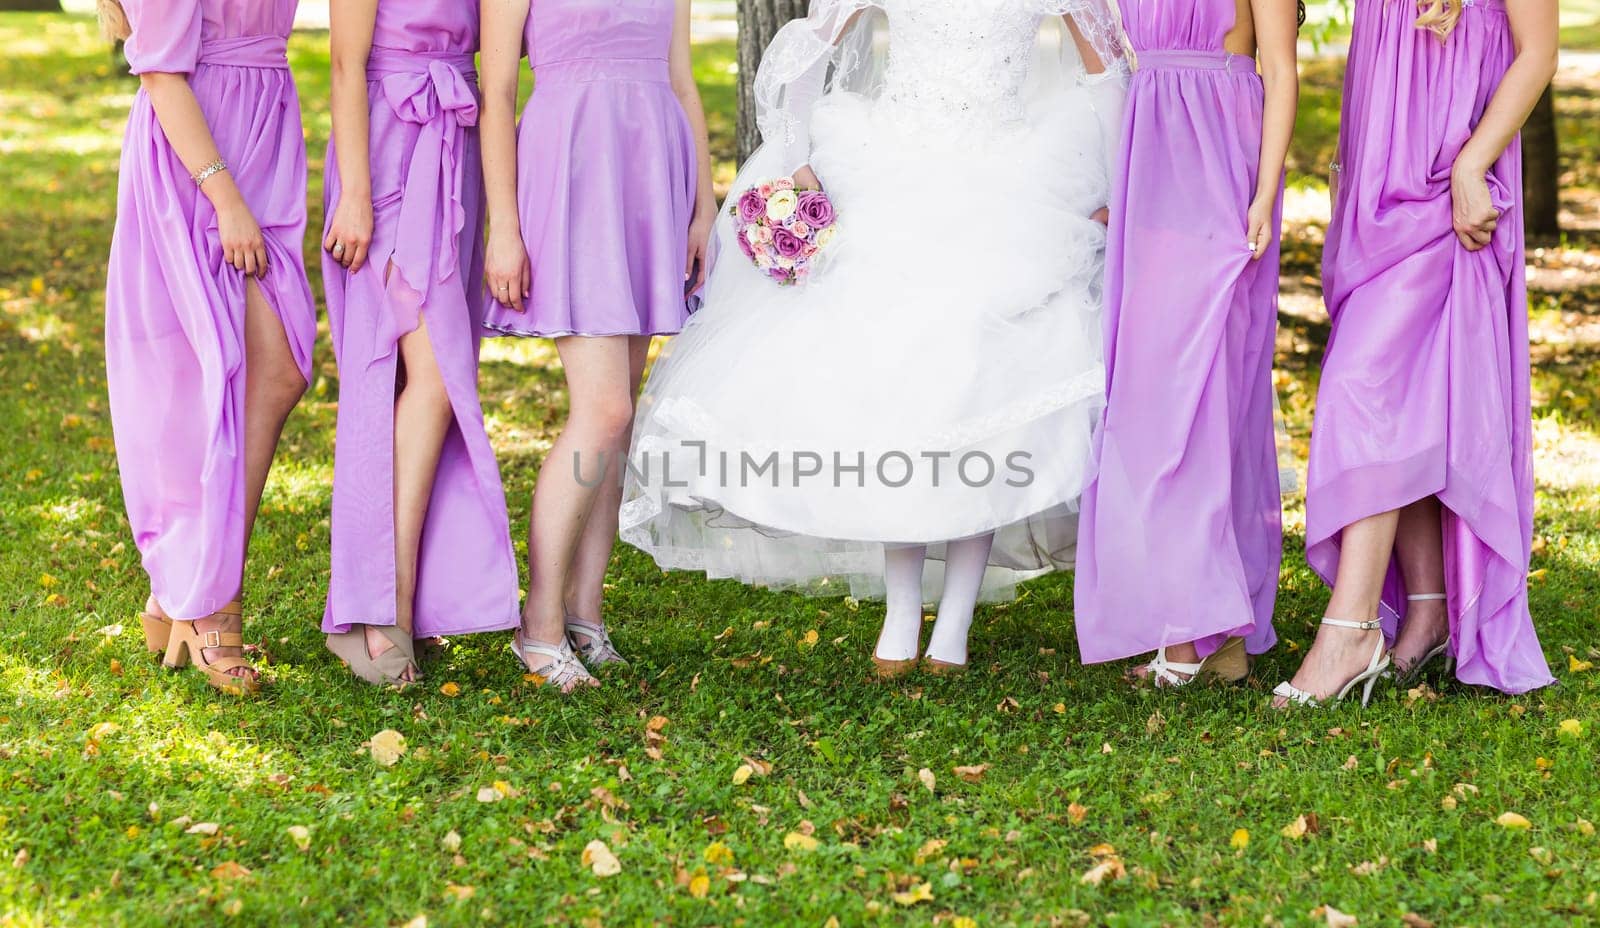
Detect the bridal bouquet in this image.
<box><xmin>730</xmin><ymin>177</ymin><xmax>838</xmax><ymax>286</ymax></box>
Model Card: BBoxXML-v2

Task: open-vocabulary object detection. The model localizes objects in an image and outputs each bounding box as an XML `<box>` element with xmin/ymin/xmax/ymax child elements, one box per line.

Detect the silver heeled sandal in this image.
<box><xmin>511</xmin><ymin>633</ymin><xmax>598</xmax><ymax>692</ymax></box>
<box><xmin>1272</xmin><ymin>617</ymin><xmax>1391</xmax><ymax>708</ymax></box>
<box><xmin>1132</xmin><ymin>636</ymin><xmax>1249</xmax><ymax>688</ymax></box>
<box><xmin>564</xmin><ymin>615</ymin><xmax>628</xmax><ymax>667</ymax></box>
<box><xmin>1391</xmin><ymin>593</ymin><xmax>1453</xmax><ymax>688</ymax></box>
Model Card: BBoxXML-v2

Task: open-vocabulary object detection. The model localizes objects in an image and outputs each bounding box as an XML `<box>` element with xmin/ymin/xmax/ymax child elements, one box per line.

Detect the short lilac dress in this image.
<box><xmin>1309</xmin><ymin>0</ymin><xmax>1553</xmax><ymax>693</ymax></box>
<box><xmin>1074</xmin><ymin>0</ymin><xmax>1282</xmax><ymax>664</ymax></box>
<box><xmin>321</xmin><ymin>0</ymin><xmax>520</xmax><ymax>638</ymax></box>
<box><xmin>482</xmin><ymin>0</ymin><xmax>698</xmax><ymax>338</ymax></box>
<box><xmin>104</xmin><ymin>0</ymin><xmax>315</xmax><ymax>621</ymax></box>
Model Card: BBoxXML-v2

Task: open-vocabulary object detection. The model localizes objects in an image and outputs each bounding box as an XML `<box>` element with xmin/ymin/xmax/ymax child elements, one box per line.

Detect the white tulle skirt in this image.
<box><xmin>620</xmin><ymin>85</ymin><xmax>1110</xmax><ymax>601</ymax></box>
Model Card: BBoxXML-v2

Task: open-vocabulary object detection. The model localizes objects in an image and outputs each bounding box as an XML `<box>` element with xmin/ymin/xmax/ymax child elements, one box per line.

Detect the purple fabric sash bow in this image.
<box><xmin>365</xmin><ymin>47</ymin><xmax>478</xmax><ymax>366</ymax></box>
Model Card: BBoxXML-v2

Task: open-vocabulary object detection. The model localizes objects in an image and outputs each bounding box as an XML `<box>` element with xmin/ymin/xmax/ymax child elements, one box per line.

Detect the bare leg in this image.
<box><xmin>517</xmin><ymin>336</ymin><xmax>636</xmax><ymax>690</ymax></box>
<box><xmin>1390</xmin><ymin>496</ymin><xmax>1449</xmax><ymax>670</ymax></box>
<box><xmin>563</xmin><ymin>335</ymin><xmax>651</xmax><ymax>642</ymax></box>
<box><xmin>153</xmin><ymin>278</ymin><xmax>306</xmax><ymax>678</ymax></box>
<box><xmin>877</xmin><ymin>544</ymin><xmax>928</xmax><ymax>662</ymax></box>
<box><xmin>353</xmin><ymin>316</ymin><xmax>455</xmax><ymax>682</ymax></box>
<box><xmin>924</xmin><ymin>533</ymin><xmax>996</xmax><ymax>667</ymax></box>
<box><xmin>1273</xmin><ymin>510</ymin><xmax>1397</xmax><ymax>706</ymax></box>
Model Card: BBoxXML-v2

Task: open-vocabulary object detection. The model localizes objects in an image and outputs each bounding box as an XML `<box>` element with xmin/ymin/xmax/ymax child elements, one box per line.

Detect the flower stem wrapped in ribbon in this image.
<box><xmin>729</xmin><ymin>176</ymin><xmax>838</xmax><ymax>286</ymax></box>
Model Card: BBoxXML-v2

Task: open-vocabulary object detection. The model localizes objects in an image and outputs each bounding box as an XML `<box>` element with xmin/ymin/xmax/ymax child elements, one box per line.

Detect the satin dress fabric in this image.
<box><xmin>1074</xmin><ymin>0</ymin><xmax>1283</xmax><ymax>664</ymax></box>
<box><xmin>482</xmin><ymin>0</ymin><xmax>699</xmax><ymax>338</ymax></box>
<box><xmin>1307</xmin><ymin>0</ymin><xmax>1552</xmax><ymax>693</ymax></box>
<box><xmin>321</xmin><ymin>0</ymin><xmax>520</xmax><ymax>637</ymax></box>
<box><xmin>104</xmin><ymin>0</ymin><xmax>315</xmax><ymax>620</ymax></box>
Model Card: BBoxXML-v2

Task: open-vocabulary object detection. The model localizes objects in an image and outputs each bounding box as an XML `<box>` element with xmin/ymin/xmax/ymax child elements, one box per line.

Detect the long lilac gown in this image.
<box><xmin>321</xmin><ymin>0</ymin><xmax>520</xmax><ymax>638</ymax></box>
<box><xmin>105</xmin><ymin>0</ymin><xmax>315</xmax><ymax>621</ymax></box>
<box><xmin>481</xmin><ymin>0</ymin><xmax>698</xmax><ymax>338</ymax></box>
<box><xmin>1309</xmin><ymin>0</ymin><xmax>1553</xmax><ymax>693</ymax></box>
<box><xmin>1073</xmin><ymin>0</ymin><xmax>1282</xmax><ymax>664</ymax></box>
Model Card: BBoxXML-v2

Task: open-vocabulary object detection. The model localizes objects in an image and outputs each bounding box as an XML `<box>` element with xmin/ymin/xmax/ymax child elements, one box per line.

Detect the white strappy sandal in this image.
<box><xmin>511</xmin><ymin>633</ymin><xmax>598</xmax><ymax>692</ymax></box>
<box><xmin>565</xmin><ymin>615</ymin><xmax>628</xmax><ymax>667</ymax></box>
<box><xmin>1133</xmin><ymin>636</ymin><xmax>1249</xmax><ymax>688</ymax></box>
<box><xmin>1272</xmin><ymin>617</ymin><xmax>1391</xmax><ymax>708</ymax></box>
<box><xmin>1392</xmin><ymin>592</ymin><xmax>1453</xmax><ymax>687</ymax></box>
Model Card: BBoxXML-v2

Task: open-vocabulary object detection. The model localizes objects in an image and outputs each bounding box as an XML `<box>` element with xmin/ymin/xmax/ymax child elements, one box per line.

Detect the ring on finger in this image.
<box><xmin>332</xmin><ymin>242</ymin><xmax>345</xmax><ymax>255</ymax></box>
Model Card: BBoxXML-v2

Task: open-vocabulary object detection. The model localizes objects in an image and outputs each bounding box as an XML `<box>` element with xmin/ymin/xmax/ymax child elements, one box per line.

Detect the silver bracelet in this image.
<box><xmin>193</xmin><ymin>159</ymin><xmax>228</xmax><ymax>187</ymax></box>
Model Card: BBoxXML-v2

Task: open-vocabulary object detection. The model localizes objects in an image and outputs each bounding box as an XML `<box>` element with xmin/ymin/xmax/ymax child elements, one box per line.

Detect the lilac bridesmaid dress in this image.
<box><xmin>321</xmin><ymin>0</ymin><xmax>520</xmax><ymax>638</ymax></box>
<box><xmin>1309</xmin><ymin>0</ymin><xmax>1553</xmax><ymax>693</ymax></box>
<box><xmin>1073</xmin><ymin>0</ymin><xmax>1282</xmax><ymax>663</ymax></box>
<box><xmin>482</xmin><ymin>0</ymin><xmax>698</xmax><ymax>338</ymax></box>
<box><xmin>104</xmin><ymin>0</ymin><xmax>316</xmax><ymax>621</ymax></box>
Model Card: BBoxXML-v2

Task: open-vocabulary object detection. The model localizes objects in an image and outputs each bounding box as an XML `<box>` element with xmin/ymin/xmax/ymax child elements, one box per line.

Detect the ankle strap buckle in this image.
<box><xmin>1321</xmin><ymin>617</ymin><xmax>1382</xmax><ymax>632</ymax></box>
<box><xmin>203</xmin><ymin>629</ymin><xmax>223</xmax><ymax>649</ymax></box>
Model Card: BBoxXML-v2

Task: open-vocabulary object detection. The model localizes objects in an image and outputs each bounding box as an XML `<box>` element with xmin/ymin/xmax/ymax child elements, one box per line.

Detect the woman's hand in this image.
<box><xmin>792</xmin><ymin>165</ymin><xmax>822</xmax><ymax>191</ymax></box>
<box><xmin>1450</xmin><ymin>161</ymin><xmax>1499</xmax><ymax>252</ymax></box>
<box><xmin>216</xmin><ymin>195</ymin><xmax>269</xmax><ymax>278</ymax></box>
<box><xmin>1091</xmin><ymin>207</ymin><xmax>1109</xmax><ymax>226</ymax></box>
<box><xmin>685</xmin><ymin>210</ymin><xmax>713</xmax><ymax>294</ymax></box>
<box><xmin>1246</xmin><ymin>192</ymin><xmax>1277</xmax><ymax>261</ymax></box>
<box><xmin>323</xmin><ymin>195</ymin><xmax>374</xmax><ymax>272</ymax></box>
<box><xmin>485</xmin><ymin>228</ymin><xmax>531</xmax><ymax>312</ymax></box>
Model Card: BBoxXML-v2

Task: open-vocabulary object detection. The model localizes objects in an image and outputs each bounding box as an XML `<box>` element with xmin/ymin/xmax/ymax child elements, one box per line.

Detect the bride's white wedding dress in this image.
<box><xmin>621</xmin><ymin>0</ymin><xmax>1128</xmax><ymax>599</ymax></box>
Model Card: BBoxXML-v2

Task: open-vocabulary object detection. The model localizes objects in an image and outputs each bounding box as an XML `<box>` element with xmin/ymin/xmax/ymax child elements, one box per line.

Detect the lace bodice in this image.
<box><xmin>881</xmin><ymin>0</ymin><xmax>1046</xmax><ymax>129</ymax></box>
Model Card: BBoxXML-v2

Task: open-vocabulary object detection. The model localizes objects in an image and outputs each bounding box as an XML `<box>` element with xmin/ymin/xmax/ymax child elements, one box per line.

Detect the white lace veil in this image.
<box><xmin>748</xmin><ymin>0</ymin><xmax>1131</xmax><ymax>178</ymax></box>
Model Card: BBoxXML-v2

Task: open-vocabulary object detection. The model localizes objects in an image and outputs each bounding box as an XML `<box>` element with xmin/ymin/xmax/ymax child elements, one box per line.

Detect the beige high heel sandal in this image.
<box><xmin>161</xmin><ymin>603</ymin><xmax>260</xmax><ymax>696</ymax></box>
<box><xmin>326</xmin><ymin>625</ymin><xmax>420</xmax><ymax>686</ymax></box>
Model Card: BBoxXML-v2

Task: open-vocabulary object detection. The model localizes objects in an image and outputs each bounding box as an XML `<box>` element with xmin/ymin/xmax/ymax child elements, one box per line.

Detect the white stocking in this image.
<box><xmin>924</xmin><ymin>533</ymin><xmax>995</xmax><ymax>666</ymax></box>
<box><xmin>876</xmin><ymin>544</ymin><xmax>927</xmax><ymax>661</ymax></box>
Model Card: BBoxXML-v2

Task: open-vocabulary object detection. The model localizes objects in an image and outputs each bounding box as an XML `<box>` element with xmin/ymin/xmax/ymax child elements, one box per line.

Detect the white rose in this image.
<box><xmin>766</xmin><ymin>189</ymin><xmax>799</xmax><ymax>223</ymax></box>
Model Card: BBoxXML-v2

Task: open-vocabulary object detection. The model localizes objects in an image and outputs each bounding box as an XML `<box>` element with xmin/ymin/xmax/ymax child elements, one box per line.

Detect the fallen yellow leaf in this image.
<box><xmin>1079</xmin><ymin>857</ymin><xmax>1126</xmax><ymax>886</ymax></box>
<box><xmin>703</xmin><ymin>841</ymin><xmax>734</xmax><ymax>866</ymax></box>
<box><xmin>209</xmin><ymin>861</ymin><xmax>251</xmax><ymax>881</ymax></box>
<box><xmin>953</xmin><ymin>763</ymin><xmax>989</xmax><ymax>783</ymax></box>
<box><xmin>890</xmin><ymin>881</ymin><xmax>934</xmax><ymax>906</ymax></box>
<box><xmin>1067</xmin><ymin>802</ymin><xmax>1088</xmax><ymax>824</ymax></box>
<box><xmin>688</xmin><ymin>871</ymin><xmax>711</xmax><ymax>898</ymax></box>
<box><xmin>286</xmin><ymin>825</ymin><xmax>311</xmax><ymax>852</ymax></box>
<box><xmin>913</xmin><ymin>838</ymin><xmax>947</xmax><ymax>865</ymax></box>
<box><xmin>1281</xmin><ymin>815</ymin><xmax>1309</xmax><ymax>839</ymax></box>
<box><xmin>918</xmin><ymin>768</ymin><xmax>936</xmax><ymax>792</ymax></box>
<box><xmin>582</xmin><ymin>839</ymin><xmax>621</xmax><ymax>876</ymax></box>
<box><xmin>368</xmin><ymin>729</ymin><xmax>407</xmax><ymax>767</ymax></box>
<box><xmin>1230</xmin><ymin>829</ymin><xmax>1250</xmax><ymax>850</ymax></box>
<box><xmin>443</xmin><ymin>884</ymin><xmax>475</xmax><ymax>902</ymax></box>
<box><xmin>732</xmin><ymin>764</ymin><xmax>754</xmax><ymax>786</ymax></box>
<box><xmin>1571</xmin><ymin>655</ymin><xmax>1594</xmax><ymax>673</ymax></box>
<box><xmin>438</xmin><ymin>681</ymin><xmax>461</xmax><ymax>697</ymax></box>
<box><xmin>952</xmin><ymin>918</ymin><xmax>978</xmax><ymax>928</ymax></box>
<box><xmin>1496</xmin><ymin>812</ymin><xmax>1532</xmax><ymax>830</ymax></box>
<box><xmin>783</xmin><ymin>832</ymin><xmax>819</xmax><ymax>852</ymax></box>
<box><xmin>1557</xmin><ymin>719</ymin><xmax>1583</xmax><ymax>738</ymax></box>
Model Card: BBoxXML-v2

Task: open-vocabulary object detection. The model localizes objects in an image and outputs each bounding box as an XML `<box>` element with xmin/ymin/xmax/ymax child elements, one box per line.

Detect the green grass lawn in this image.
<box><xmin>2</xmin><ymin>13</ymin><xmax>1599</xmax><ymax>928</ymax></box>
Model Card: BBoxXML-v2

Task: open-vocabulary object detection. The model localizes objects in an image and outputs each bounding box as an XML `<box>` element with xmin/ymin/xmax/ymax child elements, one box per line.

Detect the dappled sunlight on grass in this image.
<box><xmin>1</xmin><ymin>11</ymin><xmax>1598</xmax><ymax>926</ymax></box>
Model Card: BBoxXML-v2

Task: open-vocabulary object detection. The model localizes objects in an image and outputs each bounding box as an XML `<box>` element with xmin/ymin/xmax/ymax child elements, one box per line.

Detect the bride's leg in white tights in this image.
<box><xmin>924</xmin><ymin>533</ymin><xmax>996</xmax><ymax>667</ymax></box>
<box><xmin>876</xmin><ymin>544</ymin><xmax>927</xmax><ymax>662</ymax></box>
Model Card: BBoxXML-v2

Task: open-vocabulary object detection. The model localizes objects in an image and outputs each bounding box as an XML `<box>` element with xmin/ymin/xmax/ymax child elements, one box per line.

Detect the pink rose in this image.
<box><xmin>737</xmin><ymin>188</ymin><xmax>767</xmax><ymax>223</ymax></box>
<box><xmin>791</xmin><ymin>221</ymin><xmax>811</xmax><ymax>238</ymax></box>
<box><xmin>757</xmin><ymin>183</ymin><xmax>774</xmax><ymax>198</ymax></box>
<box><xmin>774</xmin><ymin>176</ymin><xmax>796</xmax><ymax>191</ymax></box>
<box><xmin>771</xmin><ymin>228</ymin><xmax>806</xmax><ymax>260</ymax></box>
<box><xmin>795</xmin><ymin>191</ymin><xmax>836</xmax><ymax>230</ymax></box>
<box><xmin>752</xmin><ymin>224</ymin><xmax>774</xmax><ymax>245</ymax></box>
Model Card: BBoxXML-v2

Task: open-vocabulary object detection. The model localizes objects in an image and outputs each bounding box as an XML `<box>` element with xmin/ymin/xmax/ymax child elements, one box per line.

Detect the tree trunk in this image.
<box><xmin>1521</xmin><ymin>86</ymin><xmax>1560</xmax><ymax>237</ymax></box>
<box><xmin>0</xmin><ymin>0</ymin><xmax>64</xmax><ymax>9</ymax></box>
<box><xmin>736</xmin><ymin>0</ymin><xmax>810</xmax><ymax>165</ymax></box>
